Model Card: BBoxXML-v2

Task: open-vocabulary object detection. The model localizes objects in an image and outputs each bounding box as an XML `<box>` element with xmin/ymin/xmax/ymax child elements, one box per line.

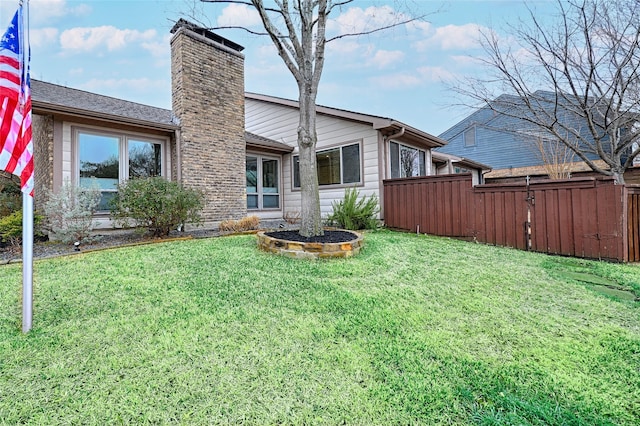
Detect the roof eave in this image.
<box><xmin>377</xmin><ymin>121</ymin><xmax>447</xmax><ymax>148</ymax></box>
<box><xmin>32</xmin><ymin>100</ymin><xmax>179</xmax><ymax>132</ymax></box>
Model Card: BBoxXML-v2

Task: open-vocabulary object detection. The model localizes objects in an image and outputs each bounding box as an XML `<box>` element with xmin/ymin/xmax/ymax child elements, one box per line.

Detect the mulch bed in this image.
<box><xmin>265</xmin><ymin>230</ymin><xmax>359</xmax><ymax>243</ymax></box>
<box><xmin>0</xmin><ymin>220</ymin><xmax>305</xmax><ymax>263</ymax></box>
<box><xmin>1</xmin><ymin>224</ymin><xmax>358</xmax><ymax>263</ymax></box>
<box><xmin>0</xmin><ymin>228</ymin><xmax>223</xmax><ymax>263</ymax></box>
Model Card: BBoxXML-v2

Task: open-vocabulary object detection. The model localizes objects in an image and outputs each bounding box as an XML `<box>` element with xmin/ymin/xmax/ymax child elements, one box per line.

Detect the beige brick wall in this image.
<box><xmin>171</xmin><ymin>27</ymin><xmax>247</xmax><ymax>224</ymax></box>
<box><xmin>32</xmin><ymin>113</ymin><xmax>54</xmax><ymax>210</ymax></box>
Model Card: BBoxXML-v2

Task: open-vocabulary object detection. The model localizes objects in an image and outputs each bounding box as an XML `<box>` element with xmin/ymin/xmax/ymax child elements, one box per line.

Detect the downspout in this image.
<box><xmin>384</xmin><ymin>127</ymin><xmax>406</xmax><ymax>145</ymax></box>
<box><xmin>383</xmin><ymin>127</ymin><xmax>406</xmax><ymax>176</ymax></box>
<box><xmin>382</xmin><ymin>127</ymin><xmax>405</xmax><ymax>225</ymax></box>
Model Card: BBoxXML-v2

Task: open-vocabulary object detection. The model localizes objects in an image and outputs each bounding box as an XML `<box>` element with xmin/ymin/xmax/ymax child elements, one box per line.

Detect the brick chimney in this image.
<box><xmin>170</xmin><ymin>19</ymin><xmax>246</xmax><ymax>225</ymax></box>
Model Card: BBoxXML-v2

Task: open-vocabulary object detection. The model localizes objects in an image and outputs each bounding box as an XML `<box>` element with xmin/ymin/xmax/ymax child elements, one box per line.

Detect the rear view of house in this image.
<box><xmin>28</xmin><ymin>19</ymin><xmax>488</xmax><ymax>228</ymax></box>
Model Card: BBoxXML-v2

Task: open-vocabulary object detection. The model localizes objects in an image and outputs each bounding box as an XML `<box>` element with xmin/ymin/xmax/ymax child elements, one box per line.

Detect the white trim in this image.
<box><xmin>246</xmin><ymin>152</ymin><xmax>282</xmax><ymax>212</ymax></box>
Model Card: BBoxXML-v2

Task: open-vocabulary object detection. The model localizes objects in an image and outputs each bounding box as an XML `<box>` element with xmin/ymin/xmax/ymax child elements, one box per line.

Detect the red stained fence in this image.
<box><xmin>383</xmin><ymin>174</ymin><xmax>640</xmax><ymax>262</ymax></box>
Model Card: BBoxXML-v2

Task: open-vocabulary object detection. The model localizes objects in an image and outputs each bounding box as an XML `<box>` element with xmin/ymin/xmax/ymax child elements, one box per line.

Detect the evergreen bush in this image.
<box><xmin>0</xmin><ymin>178</ymin><xmax>21</xmax><ymax>218</ymax></box>
<box><xmin>110</xmin><ymin>177</ymin><xmax>204</xmax><ymax>236</ymax></box>
<box><xmin>0</xmin><ymin>210</ymin><xmax>44</xmax><ymax>248</ymax></box>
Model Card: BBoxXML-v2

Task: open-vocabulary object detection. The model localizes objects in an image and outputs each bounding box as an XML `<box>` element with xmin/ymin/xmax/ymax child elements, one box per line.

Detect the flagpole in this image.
<box><xmin>20</xmin><ymin>0</ymin><xmax>33</xmax><ymax>333</ymax></box>
<box><xmin>22</xmin><ymin>193</ymin><xmax>33</xmax><ymax>332</ymax></box>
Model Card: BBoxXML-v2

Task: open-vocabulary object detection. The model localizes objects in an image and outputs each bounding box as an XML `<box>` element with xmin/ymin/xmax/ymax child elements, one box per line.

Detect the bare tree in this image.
<box><xmin>198</xmin><ymin>0</ymin><xmax>422</xmax><ymax>236</ymax></box>
<box><xmin>455</xmin><ymin>0</ymin><xmax>640</xmax><ymax>184</ymax></box>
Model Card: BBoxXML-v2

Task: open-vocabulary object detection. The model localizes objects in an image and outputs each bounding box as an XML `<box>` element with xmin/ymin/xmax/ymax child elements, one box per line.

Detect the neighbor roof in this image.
<box><xmin>31</xmin><ymin>79</ymin><xmax>179</xmax><ymax>131</ymax></box>
<box><xmin>431</xmin><ymin>151</ymin><xmax>492</xmax><ymax>172</ymax></box>
<box><xmin>245</xmin><ymin>92</ymin><xmax>447</xmax><ymax>148</ymax></box>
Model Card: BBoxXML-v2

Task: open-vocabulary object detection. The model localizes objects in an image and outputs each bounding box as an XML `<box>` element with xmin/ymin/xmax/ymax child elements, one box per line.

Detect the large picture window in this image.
<box><xmin>247</xmin><ymin>155</ymin><xmax>280</xmax><ymax>210</ymax></box>
<box><xmin>77</xmin><ymin>129</ymin><xmax>164</xmax><ymax>211</ymax></box>
<box><xmin>293</xmin><ymin>142</ymin><xmax>361</xmax><ymax>188</ymax></box>
<box><xmin>390</xmin><ymin>141</ymin><xmax>426</xmax><ymax>178</ymax></box>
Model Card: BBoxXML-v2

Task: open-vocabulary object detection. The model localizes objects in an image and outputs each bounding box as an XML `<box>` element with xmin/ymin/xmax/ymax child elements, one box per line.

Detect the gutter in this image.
<box><xmin>384</xmin><ymin>126</ymin><xmax>405</xmax><ymax>142</ymax></box>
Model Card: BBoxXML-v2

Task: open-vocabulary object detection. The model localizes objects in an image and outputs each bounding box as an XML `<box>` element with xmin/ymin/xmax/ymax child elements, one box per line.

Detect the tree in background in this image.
<box><xmin>455</xmin><ymin>0</ymin><xmax>640</xmax><ymax>184</ymax></box>
<box><xmin>529</xmin><ymin>134</ymin><xmax>577</xmax><ymax>180</ymax></box>
<box><xmin>199</xmin><ymin>0</ymin><xmax>423</xmax><ymax>236</ymax></box>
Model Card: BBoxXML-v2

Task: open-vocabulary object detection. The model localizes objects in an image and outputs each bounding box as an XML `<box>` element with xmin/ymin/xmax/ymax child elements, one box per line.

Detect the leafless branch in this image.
<box><xmin>450</xmin><ymin>0</ymin><xmax>640</xmax><ymax>183</ymax></box>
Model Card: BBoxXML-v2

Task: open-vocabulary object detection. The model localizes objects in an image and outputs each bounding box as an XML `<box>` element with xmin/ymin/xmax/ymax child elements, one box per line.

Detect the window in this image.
<box><xmin>389</xmin><ymin>141</ymin><xmax>426</xmax><ymax>178</ymax></box>
<box><xmin>464</xmin><ymin>127</ymin><xmax>476</xmax><ymax>147</ymax></box>
<box><xmin>293</xmin><ymin>142</ymin><xmax>361</xmax><ymax>188</ymax></box>
<box><xmin>77</xmin><ymin>129</ymin><xmax>164</xmax><ymax>211</ymax></box>
<box><xmin>247</xmin><ymin>155</ymin><xmax>280</xmax><ymax>209</ymax></box>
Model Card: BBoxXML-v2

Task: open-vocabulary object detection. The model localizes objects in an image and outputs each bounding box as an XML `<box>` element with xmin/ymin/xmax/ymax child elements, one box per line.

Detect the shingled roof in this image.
<box><xmin>31</xmin><ymin>79</ymin><xmax>178</xmax><ymax>130</ymax></box>
<box><xmin>245</xmin><ymin>131</ymin><xmax>293</xmax><ymax>153</ymax></box>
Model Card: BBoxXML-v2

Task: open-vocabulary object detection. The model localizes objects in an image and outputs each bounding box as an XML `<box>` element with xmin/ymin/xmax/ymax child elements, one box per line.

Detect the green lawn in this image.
<box><xmin>0</xmin><ymin>230</ymin><xmax>638</xmax><ymax>425</ymax></box>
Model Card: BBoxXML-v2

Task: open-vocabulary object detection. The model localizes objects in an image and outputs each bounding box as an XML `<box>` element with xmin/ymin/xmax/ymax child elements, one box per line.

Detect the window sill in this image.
<box><xmin>292</xmin><ymin>182</ymin><xmax>364</xmax><ymax>192</ymax></box>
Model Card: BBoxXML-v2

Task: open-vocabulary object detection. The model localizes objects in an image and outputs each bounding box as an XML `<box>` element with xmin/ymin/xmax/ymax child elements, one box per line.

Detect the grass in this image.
<box><xmin>0</xmin><ymin>230</ymin><xmax>638</xmax><ymax>424</ymax></box>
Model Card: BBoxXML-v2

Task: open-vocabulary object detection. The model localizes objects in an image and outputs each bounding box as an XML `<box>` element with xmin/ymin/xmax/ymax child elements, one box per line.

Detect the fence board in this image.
<box><xmin>628</xmin><ymin>189</ymin><xmax>640</xmax><ymax>262</ymax></box>
<box><xmin>383</xmin><ymin>174</ymin><xmax>633</xmax><ymax>262</ymax></box>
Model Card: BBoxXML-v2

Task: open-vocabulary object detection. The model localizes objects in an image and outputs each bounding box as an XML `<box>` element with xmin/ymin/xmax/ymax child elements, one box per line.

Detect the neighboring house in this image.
<box><xmin>436</xmin><ymin>93</ymin><xmax>610</xmax><ymax>181</ymax></box>
<box><xmin>29</xmin><ymin>19</ymin><xmax>489</xmax><ymax>228</ymax></box>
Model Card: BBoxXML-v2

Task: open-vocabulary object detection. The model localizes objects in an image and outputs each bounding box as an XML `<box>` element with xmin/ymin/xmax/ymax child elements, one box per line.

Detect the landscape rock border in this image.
<box><xmin>257</xmin><ymin>229</ymin><xmax>363</xmax><ymax>259</ymax></box>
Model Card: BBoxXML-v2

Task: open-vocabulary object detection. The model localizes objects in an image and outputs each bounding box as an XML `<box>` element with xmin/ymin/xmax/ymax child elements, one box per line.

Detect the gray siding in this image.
<box><xmin>438</xmin><ymin>102</ymin><xmax>603</xmax><ymax>170</ymax></box>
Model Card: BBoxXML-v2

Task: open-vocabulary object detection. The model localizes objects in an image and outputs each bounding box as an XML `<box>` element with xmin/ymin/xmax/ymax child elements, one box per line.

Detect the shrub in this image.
<box><xmin>110</xmin><ymin>177</ymin><xmax>204</xmax><ymax>237</ymax></box>
<box><xmin>283</xmin><ymin>210</ymin><xmax>301</xmax><ymax>225</ymax></box>
<box><xmin>0</xmin><ymin>178</ymin><xmax>21</xmax><ymax>218</ymax></box>
<box><xmin>0</xmin><ymin>210</ymin><xmax>44</xmax><ymax>248</ymax></box>
<box><xmin>219</xmin><ymin>215</ymin><xmax>260</xmax><ymax>233</ymax></box>
<box><xmin>43</xmin><ymin>179</ymin><xmax>102</xmax><ymax>244</ymax></box>
<box><xmin>327</xmin><ymin>187</ymin><xmax>379</xmax><ymax>230</ymax></box>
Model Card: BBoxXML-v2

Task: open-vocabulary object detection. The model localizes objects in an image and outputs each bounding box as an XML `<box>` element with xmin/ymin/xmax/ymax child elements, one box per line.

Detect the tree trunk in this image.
<box><xmin>612</xmin><ymin>169</ymin><xmax>626</xmax><ymax>184</ymax></box>
<box><xmin>298</xmin><ymin>85</ymin><xmax>323</xmax><ymax>237</ymax></box>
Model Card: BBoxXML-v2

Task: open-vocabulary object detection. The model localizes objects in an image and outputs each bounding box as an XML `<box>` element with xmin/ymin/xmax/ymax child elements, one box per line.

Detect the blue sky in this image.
<box><xmin>0</xmin><ymin>0</ymin><xmax>557</xmax><ymax>135</ymax></box>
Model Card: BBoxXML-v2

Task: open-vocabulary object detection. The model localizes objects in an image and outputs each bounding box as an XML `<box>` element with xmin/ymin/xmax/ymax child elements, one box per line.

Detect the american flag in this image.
<box><xmin>0</xmin><ymin>5</ymin><xmax>33</xmax><ymax>196</ymax></box>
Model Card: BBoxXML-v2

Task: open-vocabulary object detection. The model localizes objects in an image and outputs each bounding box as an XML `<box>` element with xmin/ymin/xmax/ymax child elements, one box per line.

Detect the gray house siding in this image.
<box><xmin>438</xmin><ymin>123</ymin><xmax>537</xmax><ymax>170</ymax></box>
<box><xmin>437</xmin><ymin>97</ymin><xmax>604</xmax><ymax>173</ymax></box>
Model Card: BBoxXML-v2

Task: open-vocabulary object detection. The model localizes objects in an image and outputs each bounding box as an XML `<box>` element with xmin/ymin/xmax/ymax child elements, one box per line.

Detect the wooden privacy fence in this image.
<box><xmin>383</xmin><ymin>174</ymin><xmax>640</xmax><ymax>262</ymax></box>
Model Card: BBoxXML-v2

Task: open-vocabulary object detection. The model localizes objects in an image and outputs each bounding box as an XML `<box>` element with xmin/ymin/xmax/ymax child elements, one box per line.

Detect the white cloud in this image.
<box><xmin>407</xmin><ymin>20</ymin><xmax>432</xmax><ymax>34</ymax></box>
<box><xmin>369</xmin><ymin>50</ymin><xmax>405</xmax><ymax>69</ymax></box>
<box><xmin>141</xmin><ymin>35</ymin><xmax>171</xmax><ymax>58</ymax></box>
<box><xmin>60</xmin><ymin>26</ymin><xmax>157</xmax><ymax>52</ymax></box>
<box><xmin>78</xmin><ymin>78</ymin><xmax>167</xmax><ymax>95</ymax></box>
<box><xmin>217</xmin><ymin>3</ymin><xmax>262</xmax><ymax>28</ymax></box>
<box><xmin>256</xmin><ymin>43</ymin><xmax>277</xmax><ymax>58</ymax></box>
<box><xmin>30</xmin><ymin>0</ymin><xmax>91</xmax><ymax>25</ymax></box>
<box><xmin>369</xmin><ymin>73</ymin><xmax>422</xmax><ymax>90</ymax></box>
<box><xmin>417</xmin><ymin>66</ymin><xmax>455</xmax><ymax>82</ymax></box>
<box><xmin>30</xmin><ymin>28</ymin><xmax>59</xmax><ymax>48</ymax></box>
<box><xmin>415</xmin><ymin>23</ymin><xmax>486</xmax><ymax>51</ymax></box>
<box><xmin>326</xmin><ymin>39</ymin><xmax>362</xmax><ymax>55</ymax></box>
<box><xmin>450</xmin><ymin>54</ymin><xmax>484</xmax><ymax>67</ymax></box>
<box><xmin>328</xmin><ymin>6</ymin><xmax>410</xmax><ymax>36</ymax></box>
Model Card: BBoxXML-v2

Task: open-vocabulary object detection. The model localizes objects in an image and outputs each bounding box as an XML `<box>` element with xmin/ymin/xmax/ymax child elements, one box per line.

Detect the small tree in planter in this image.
<box><xmin>110</xmin><ymin>177</ymin><xmax>205</xmax><ymax>237</ymax></box>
